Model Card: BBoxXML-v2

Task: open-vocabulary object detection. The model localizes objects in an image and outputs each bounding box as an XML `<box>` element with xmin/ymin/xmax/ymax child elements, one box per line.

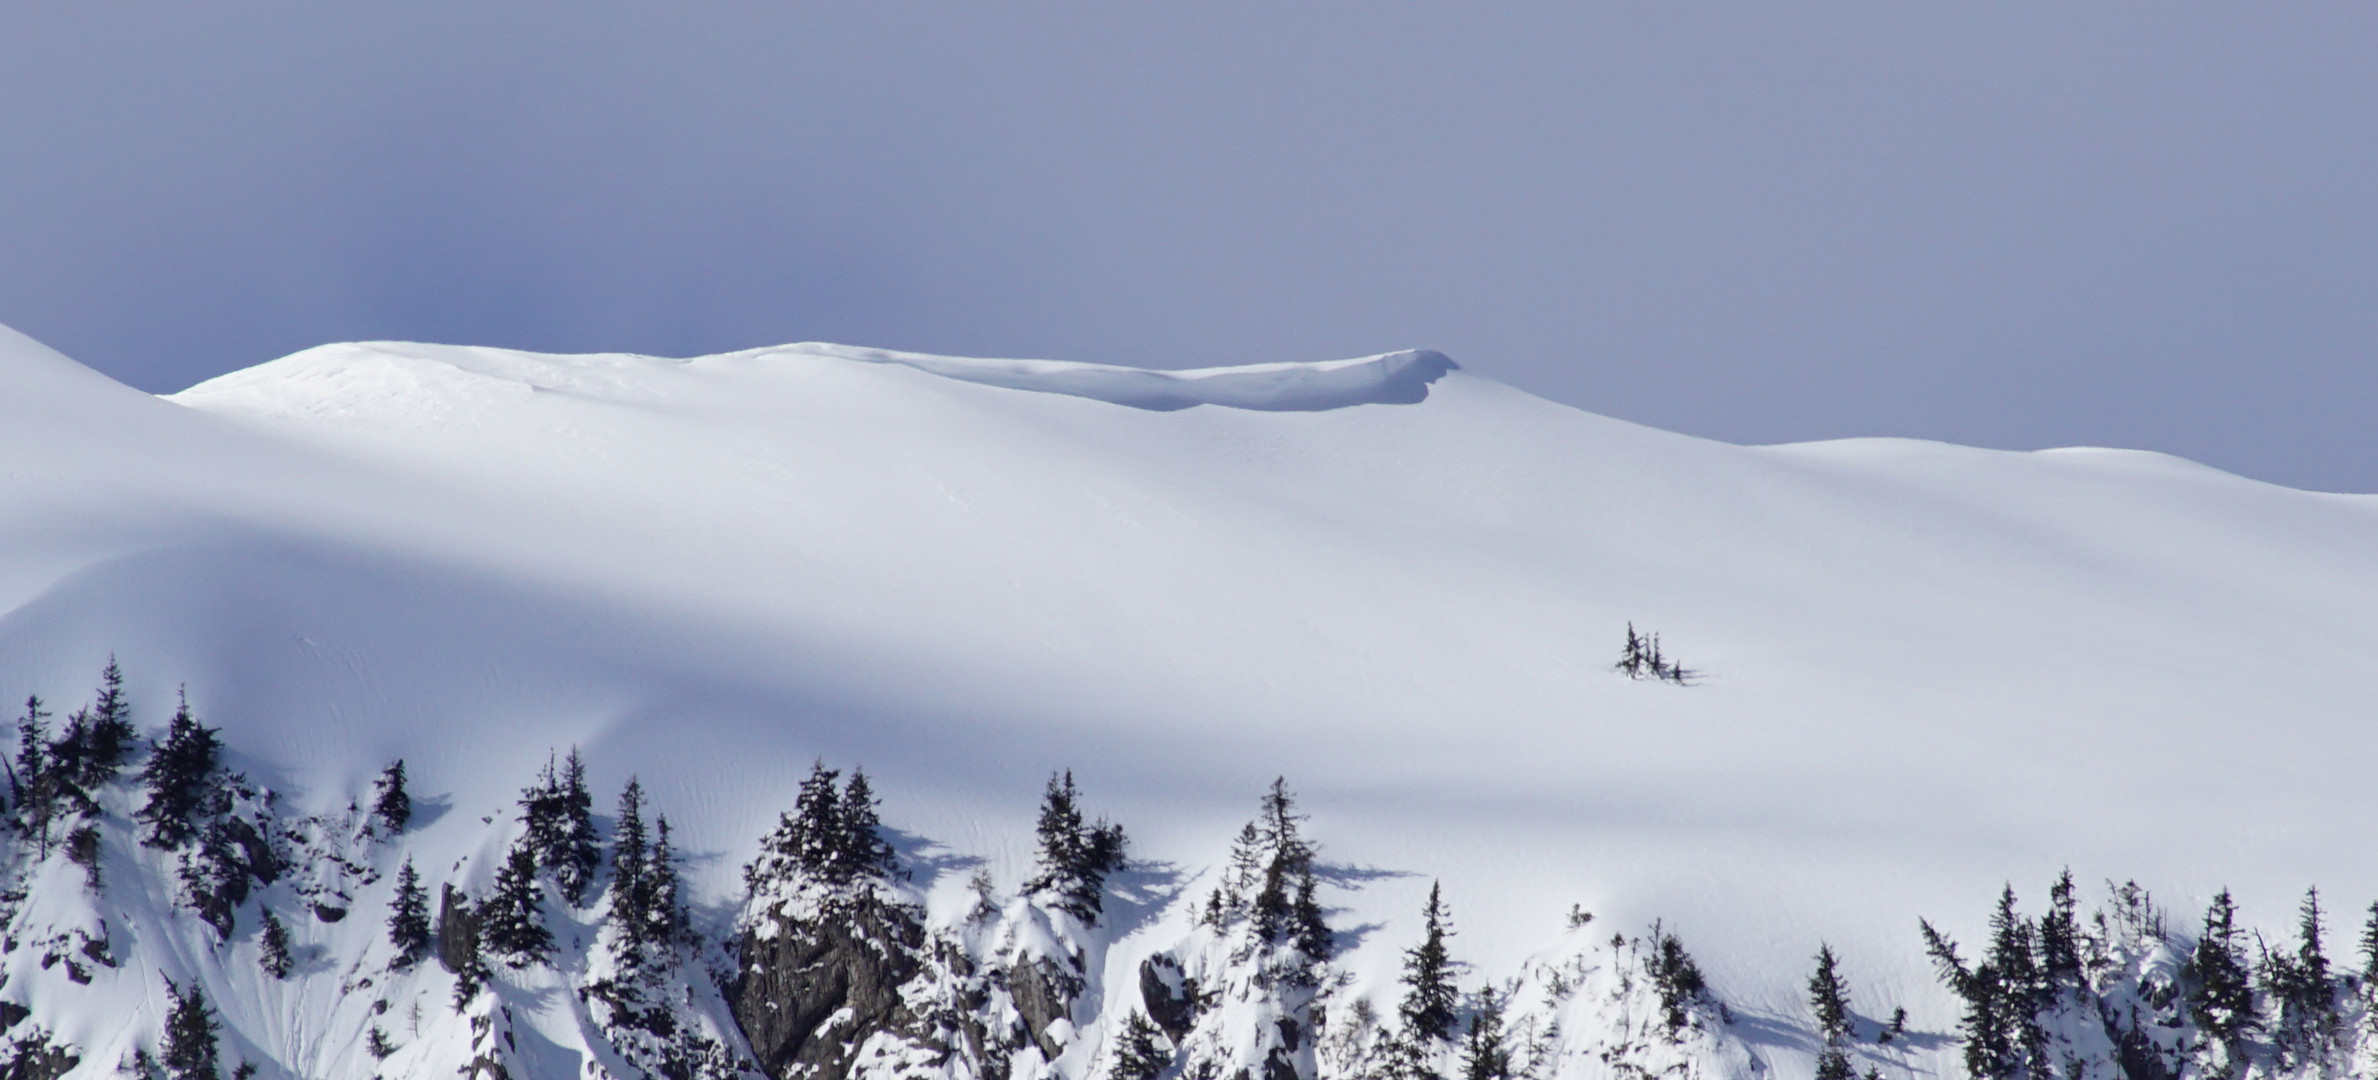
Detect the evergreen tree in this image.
<box><xmin>2038</xmin><ymin>869</ymin><xmax>2083</xmax><ymax>990</ymax></box>
<box><xmin>452</xmin><ymin>953</ymin><xmax>485</xmax><ymax>1011</ymax></box>
<box><xmin>371</xmin><ymin>760</ymin><xmax>411</xmax><ymax>835</ymax></box>
<box><xmin>259</xmin><ymin>907</ymin><xmax>293</xmax><ymax>979</ymax></box>
<box><xmin>2294</xmin><ymin>887</ymin><xmax>2332</xmax><ymax>998</ymax></box>
<box><xmin>181</xmin><ymin>813</ymin><xmax>255</xmax><ymax>939</ymax></box>
<box><xmin>10</xmin><ymin>695</ymin><xmax>46</xmax><ymax>793</ymax></box>
<box><xmin>2359</xmin><ymin>900</ymin><xmax>2378</xmax><ymax>984</ymax></box>
<box><xmin>1458</xmin><ymin>990</ymin><xmax>1511</xmax><ymax>1080</ymax></box>
<box><xmin>81</xmin><ymin>656</ymin><xmax>137</xmax><ymax>787</ymax></box>
<box><xmin>2267</xmin><ymin>886</ymin><xmax>2339</xmax><ymax>1061</ymax></box>
<box><xmin>610</xmin><ymin>777</ymin><xmax>653</xmax><ymax>945</ymax></box>
<box><xmin>1646</xmin><ymin>925</ymin><xmax>1707</xmax><ymax>1034</ymax></box>
<box><xmin>67</xmin><ymin>823</ymin><xmax>102</xmax><ymax>890</ymax></box>
<box><xmin>745</xmin><ymin>761</ymin><xmax>902</xmax><ymax>901</ymax></box>
<box><xmin>647</xmin><ymin>814</ymin><xmax>687</xmax><ymax>948</ymax></box>
<box><xmin>609</xmin><ymin>778</ymin><xmax>689</xmax><ymax>976</ymax></box>
<box><xmin>10</xmin><ymin>696</ymin><xmax>52</xmax><ymax>846</ymax></box>
<box><xmin>161</xmin><ymin>979</ymin><xmax>223</xmax><ymax>1080</ymax></box>
<box><xmin>1813</xmin><ymin>1045</ymin><xmax>1856</xmax><ymax>1080</ymax></box>
<box><xmin>1808</xmin><ymin>944</ymin><xmax>1853</xmax><ymax>1045</ymax></box>
<box><xmin>834</xmin><ymin>768</ymin><xmax>897</xmax><ymax>883</ymax></box>
<box><xmin>748</xmin><ymin>761</ymin><xmax>840</xmax><ymax>887</ymax></box>
<box><xmin>47</xmin><ymin>707</ymin><xmax>90</xmax><ymax>804</ymax></box>
<box><xmin>1398</xmin><ymin>882</ymin><xmax>1460</xmax><ymax>1044</ymax></box>
<box><xmin>2190</xmin><ymin>889</ymin><xmax>2257</xmax><ymax>1046</ymax></box>
<box><xmin>137</xmin><ymin>689</ymin><xmax>222</xmax><ymax>849</ymax></box>
<box><xmin>1617</xmin><ymin>623</ymin><xmax>1648</xmax><ymax>678</ymax></box>
<box><xmin>480</xmin><ymin>839</ymin><xmax>555</xmax><ymax>965</ymax></box>
<box><xmin>1208</xmin><ymin>821</ymin><xmax>1265</xmax><ymax>920</ymax></box>
<box><xmin>518</xmin><ymin>755</ymin><xmax>566</xmax><ymax>869</ymax></box>
<box><xmin>1920</xmin><ymin>920</ymin><xmax>2012</xmax><ymax>1080</ymax></box>
<box><xmin>1111</xmin><ymin>1010</ymin><xmax>1171</xmax><ymax>1080</ymax></box>
<box><xmin>1029</xmin><ymin>770</ymin><xmax>1130</xmax><ymax>922</ymax></box>
<box><xmin>552</xmin><ymin>748</ymin><xmax>600</xmax><ymax>904</ymax></box>
<box><xmin>789</xmin><ymin>762</ymin><xmax>842</xmax><ymax>875</ymax></box>
<box><xmin>1249</xmin><ymin>777</ymin><xmax>1317</xmax><ymax>943</ymax></box>
<box><xmin>388</xmin><ymin>858</ymin><xmax>431</xmax><ymax>968</ymax></box>
<box><xmin>1983</xmin><ymin>885</ymin><xmax>2045</xmax><ymax>1075</ymax></box>
<box><xmin>1291</xmin><ymin>870</ymin><xmax>1331</xmax><ymax>959</ymax></box>
<box><xmin>1034</xmin><ymin>770</ymin><xmax>1086</xmax><ymax>874</ymax></box>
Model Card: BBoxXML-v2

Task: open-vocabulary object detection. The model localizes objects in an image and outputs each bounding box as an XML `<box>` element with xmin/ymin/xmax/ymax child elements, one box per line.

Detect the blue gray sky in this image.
<box><xmin>3</xmin><ymin>5</ymin><xmax>2372</xmax><ymax>491</ymax></box>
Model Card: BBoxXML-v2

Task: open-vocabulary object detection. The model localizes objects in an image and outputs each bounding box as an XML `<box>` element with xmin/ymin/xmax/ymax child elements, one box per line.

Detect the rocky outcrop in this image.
<box><xmin>436</xmin><ymin>883</ymin><xmax>481</xmax><ymax>976</ymax></box>
<box><xmin>1007</xmin><ymin>956</ymin><xmax>1081</xmax><ymax>1062</ymax></box>
<box><xmin>0</xmin><ymin>1027</ymin><xmax>78</xmax><ymax>1080</ymax></box>
<box><xmin>1139</xmin><ymin>953</ymin><xmax>1199</xmax><ymax>1042</ymax></box>
<box><xmin>733</xmin><ymin>893</ymin><xmax>928</xmax><ymax>1080</ymax></box>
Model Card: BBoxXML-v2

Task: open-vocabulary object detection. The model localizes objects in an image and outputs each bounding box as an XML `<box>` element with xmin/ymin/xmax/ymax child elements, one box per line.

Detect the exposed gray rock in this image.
<box><xmin>436</xmin><ymin>883</ymin><xmax>480</xmax><ymax>976</ymax></box>
<box><xmin>1008</xmin><ymin>956</ymin><xmax>1082</xmax><ymax>1062</ymax></box>
<box><xmin>733</xmin><ymin>894</ymin><xmax>926</xmax><ymax>1080</ymax></box>
<box><xmin>1139</xmin><ymin>954</ymin><xmax>1198</xmax><ymax>1042</ymax></box>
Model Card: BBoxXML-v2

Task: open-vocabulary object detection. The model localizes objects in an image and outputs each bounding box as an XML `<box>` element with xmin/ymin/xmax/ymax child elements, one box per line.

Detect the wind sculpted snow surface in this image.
<box><xmin>3</xmin><ymin>322</ymin><xmax>2378</xmax><ymax>1079</ymax></box>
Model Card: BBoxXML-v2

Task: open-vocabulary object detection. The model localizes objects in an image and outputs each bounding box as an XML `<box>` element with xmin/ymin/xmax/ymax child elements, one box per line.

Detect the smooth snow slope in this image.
<box><xmin>6</xmin><ymin>325</ymin><xmax>2378</xmax><ymax>1055</ymax></box>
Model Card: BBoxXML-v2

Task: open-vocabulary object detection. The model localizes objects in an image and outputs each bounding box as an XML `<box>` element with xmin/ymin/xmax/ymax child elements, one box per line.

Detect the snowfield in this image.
<box><xmin>2</xmin><ymin>320</ymin><xmax>2376</xmax><ymax>1078</ymax></box>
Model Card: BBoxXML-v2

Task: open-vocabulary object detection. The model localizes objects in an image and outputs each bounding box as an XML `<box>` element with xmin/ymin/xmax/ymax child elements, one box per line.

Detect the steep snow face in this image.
<box><xmin>4</xmin><ymin>327</ymin><xmax>2378</xmax><ymax>1076</ymax></box>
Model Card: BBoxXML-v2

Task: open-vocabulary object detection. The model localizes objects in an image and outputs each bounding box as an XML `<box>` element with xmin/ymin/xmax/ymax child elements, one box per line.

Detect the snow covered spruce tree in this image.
<box><xmin>137</xmin><ymin>688</ymin><xmax>222</xmax><ymax>849</ymax></box>
<box><xmin>649</xmin><ymin>815</ymin><xmax>688</xmax><ymax>941</ymax></box>
<box><xmin>2190</xmin><ymin>887</ymin><xmax>2258</xmax><ymax>1059</ymax></box>
<box><xmin>1921</xmin><ymin>887</ymin><xmax>2046</xmax><ymax>1080</ymax></box>
<box><xmin>2262</xmin><ymin>886</ymin><xmax>2342</xmax><ymax>1068</ymax></box>
<box><xmin>2036</xmin><ymin>870</ymin><xmax>2083</xmax><ymax>993</ymax></box>
<box><xmin>9</xmin><ymin>694</ymin><xmax>60</xmax><ymax>849</ymax></box>
<box><xmin>1808</xmin><ymin>945</ymin><xmax>1853</xmax><ymax>1080</ymax></box>
<box><xmin>478</xmin><ymin>839</ymin><xmax>555</xmax><ymax>966</ymax></box>
<box><xmin>1645</xmin><ymin>923</ymin><xmax>1710</xmax><ymax>1036</ymax></box>
<box><xmin>259</xmin><ymin>907</ymin><xmax>294</xmax><ymax>979</ymax></box>
<box><xmin>1027</xmin><ymin>769</ymin><xmax>1129</xmax><ymax>922</ymax></box>
<box><xmin>370</xmin><ymin>758</ymin><xmax>411</xmax><ymax>835</ymax></box>
<box><xmin>1808</xmin><ymin>944</ymin><xmax>1852</xmax><ymax>1044</ymax></box>
<box><xmin>11</xmin><ymin>660</ymin><xmax>144</xmax><ymax>847</ymax></box>
<box><xmin>161</xmin><ymin>979</ymin><xmax>223</xmax><ymax>1080</ymax></box>
<box><xmin>598</xmin><ymin>776</ymin><xmax>691</xmax><ymax>981</ymax></box>
<box><xmin>1159</xmin><ymin>778</ymin><xmax>1338</xmax><ymax>1080</ymax></box>
<box><xmin>73</xmin><ymin>656</ymin><xmax>139</xmax><ymax>789</ymax></box>
<box><xmin>517</xmin><ymin>748</ymin><xmax>601</xmax><ymax>905</ymax></box>
<box><xmin>1391</xmin><ymin>881</ymin><xmax>1460</xmax><ymax>1079</ymax></box>
<box><xmin>388</xmin><ymin>856</ymin><xmax>431</xmax><ymax>968</ymax></box>
<box><xmin>1201</xmin><ymin>777</ymin><xmax>1331</xmax><ymax>958</ymax></box>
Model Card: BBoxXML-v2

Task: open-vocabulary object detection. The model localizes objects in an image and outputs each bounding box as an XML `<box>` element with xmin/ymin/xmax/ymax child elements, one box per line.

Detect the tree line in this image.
<box><xmin>1921</xmin><ymin>871</ymin><xmax>2378</xmax><ymax>1079</ymax></box>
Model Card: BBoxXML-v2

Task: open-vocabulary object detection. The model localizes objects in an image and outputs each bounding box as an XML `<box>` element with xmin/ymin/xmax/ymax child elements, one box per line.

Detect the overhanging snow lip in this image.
<box><xmin>789</xmin><ymin>344</ymin><xmax>1461</xmax><ymax>412</ymax></box>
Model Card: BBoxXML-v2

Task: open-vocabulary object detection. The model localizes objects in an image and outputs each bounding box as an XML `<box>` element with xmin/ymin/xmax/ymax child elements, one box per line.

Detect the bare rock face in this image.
<box><xmin>436</xmin><ymin>883</ymin><xmax>480</xmax><ymax>976</ymax></box>
<box><xmin>1007</xmin><ymin>956</ymin><xmax>1083</xmax><ymax>1062</ymax></box>
<box><xmin>733</xmin><ymin>894</ymin><xmax>927</xmax><ymax>1080</ymax></box>
<box><xmin>1138</xmin><ymin>954</ymin><xmax>1199</xmax><ymax>1042</ymax></box>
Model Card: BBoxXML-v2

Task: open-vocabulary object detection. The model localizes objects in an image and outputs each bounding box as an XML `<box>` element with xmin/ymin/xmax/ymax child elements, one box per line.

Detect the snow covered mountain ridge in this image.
<box><xmin>167</xmin><ymin>341</ymin><xmax>1461</xmax><ymax>422</ymax></box>
<box><xmin>3</xmin><ymin>322</ymin><xmax>2377</xmax><ymax>1080</ymax></box>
